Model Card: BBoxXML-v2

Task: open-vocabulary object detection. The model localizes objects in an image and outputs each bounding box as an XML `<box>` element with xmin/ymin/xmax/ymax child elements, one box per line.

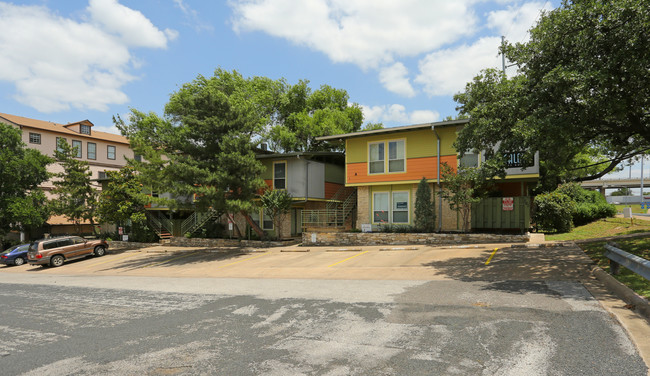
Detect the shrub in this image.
<box><xmin>533</xmin><ymin>192</ymin><xmax>575</xmax><ymax>233</ymax></box>
<box><xmin>553</xmin><ymin>183</ymin><xmax>616</xmax><ymax>226</ymax></box>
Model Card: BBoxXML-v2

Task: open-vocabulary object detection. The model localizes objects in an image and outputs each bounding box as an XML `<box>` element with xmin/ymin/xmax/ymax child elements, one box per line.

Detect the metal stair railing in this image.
<box><xmin>146</xmin><ymin>211</ymin><xmax>174</xmax><ymax>239</ymax></box>
<box><xmin>302</xmin><ymin>209</ymin><xmax>345</xmax><ymax>228</ymax></box>
<box><xmin>181</xmin><ymin>210</ymin><xmax>221</xmax><ymax>236</ymax></box>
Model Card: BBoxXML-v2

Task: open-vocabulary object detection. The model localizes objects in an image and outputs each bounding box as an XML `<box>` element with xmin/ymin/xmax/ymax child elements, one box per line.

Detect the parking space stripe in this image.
<box><xmin>485</xmin><ymin>248</ymin><xmax>499</xmax><ymax>265</ymax></box>
<box><xmin>215</xmin><ymin>252</ymin><xmax>269</xmax><ymax>269</ymax></box>
<box><xmin>328</xmin><ymin>250</ymin><xmax>370</xmax><ymax>268</ymax></box>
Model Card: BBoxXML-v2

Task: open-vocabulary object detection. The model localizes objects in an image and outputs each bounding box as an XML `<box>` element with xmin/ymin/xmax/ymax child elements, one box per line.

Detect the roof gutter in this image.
<box><xmin>432</xmin><ymin>124</ymin><xmax>442</xmax><ymax>232</ymax></box>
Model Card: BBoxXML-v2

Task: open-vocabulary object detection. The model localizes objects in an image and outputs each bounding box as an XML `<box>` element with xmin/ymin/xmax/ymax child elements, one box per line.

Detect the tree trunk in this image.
<box><xmin>226</xmin><ymin>213</ymin><xmax>243</xmax><ymax>239</ymax></box>
<box><xmin>240</xmin><ymin>210</ymin><xmax>266</xmax><ymax>239</ymax></box>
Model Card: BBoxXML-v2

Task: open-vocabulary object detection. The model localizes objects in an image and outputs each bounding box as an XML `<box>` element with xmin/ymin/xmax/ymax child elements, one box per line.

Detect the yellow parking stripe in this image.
<box><xmin>141</xmin><ymin>252</ymin><xmax>201</xmax><ymax>268</ymax></box>
<box><xmin>328</xmin><ymin>250</ymin><xmax>370</xmax><ymax>268</ymax></box>
<box><xmin>485</xmin><ymin>248</ymin><xmax>499</xmax><ymax>265</ymax></box>
<box><xmin>215</xmin><ymin>252</ymin><xmax>269</xmax><ymax>268</ymax></box>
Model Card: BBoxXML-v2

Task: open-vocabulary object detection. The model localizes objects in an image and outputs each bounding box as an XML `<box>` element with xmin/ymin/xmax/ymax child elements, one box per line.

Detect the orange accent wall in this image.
<box><xmin>325</xmin><ymin>182</ymin><xmax>344</xmax><ymax>199</ymax></box>
<box><xmin>347</xmin><ymin>155</ymin><xmax>457</xmax><ymax>184</ymax></box>
<box><xmin>264</xmin><ymin>179</ymin><xmax>272</xmax><ymax>189</ymax></box>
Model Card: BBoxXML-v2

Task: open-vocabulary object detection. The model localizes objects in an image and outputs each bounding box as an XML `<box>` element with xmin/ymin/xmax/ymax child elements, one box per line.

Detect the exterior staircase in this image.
<box><xmin>302</xmin><ymin>187</ymin><xmax>357</xmax><ymax>230</ymax></box>
<box><xmin>180</xmin><ymin>209</ymin><xmax>222</xmax><ymax>236</ymax></box>
<box><xmin>146</xmin><ymin>211</ymin><xmax>174</xmax><ymax>240</ymax></box>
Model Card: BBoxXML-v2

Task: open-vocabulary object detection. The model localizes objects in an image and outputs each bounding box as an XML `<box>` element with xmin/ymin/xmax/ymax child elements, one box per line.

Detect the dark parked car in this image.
<box><xmin>0</xmin><ymin>244</ymin><xmax>30</xmax><ymax>266</ymax></box>
<box><xmin>27</xmin><ymin>236</ymin><xmax>108</xmax><ymax>267</ymax></box>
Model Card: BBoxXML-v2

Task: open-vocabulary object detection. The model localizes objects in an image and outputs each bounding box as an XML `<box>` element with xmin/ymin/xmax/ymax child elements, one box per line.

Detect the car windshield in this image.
<box><xmin>4</xmin><ymin>244</ymin><xmax>28</xmax><ymax>253</ymax></box>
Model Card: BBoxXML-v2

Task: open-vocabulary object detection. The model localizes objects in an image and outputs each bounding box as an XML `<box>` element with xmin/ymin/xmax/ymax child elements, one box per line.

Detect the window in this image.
<box><xmin>273</xmin><ymin>162</ymin><xmax>286</xmax><ymax>190</ymax></box>
<box><xmin>262</xmin><ymin>209</ymin><xmax>273</xmax><ymax>230</ymax></box>
<box><xmin>98</xmin><ymin>171</ymin><xmax>106</xmax><ymax>179</ymax></box>
<box><xmin>388</xmin><ymin>140</ymin><xmax>405</xmax><ymax>172</ymax></box>
<box><xmin>29</xmin><ymin>132</ymin><xmax>41</xmax><ymax>144</ymax></box>
<box><xmin>80</xmin><ymin>124</ymin><xmax>91</xmax><ymax>135</ymax></box>
<box><xmin>372</xmin><ymin>191</ymin><xmax>410</xmax><ymax>224</ymax></box>
<box><xmin>107</xmin><ymin>145</ymin><xmax>116</xmax><ymax>160</ymax></box>
<box><xmin>460</xmin><ymin>153</ymin><xmax>479</xmax><ymax>168</ymax></box>
<box><xmin>72</xmin><ymin>140</ymin><xmax>82</xmax><ymax>158</ymax></box>
<box><xmin>369</xmin><ymin>142</ymin><xmax>385</xmax><ymax>174</ymax></box>
<box><xmin>369</xmin><ymin>140</ymin><xmax>405</xmax><ymax>174</ymax></box>
<box><xmin>392</xmin><ymin>191</ymin><xmax>409</xmax><ymax>223</ymax></box>
<box><xmin>87</xmin><ymin>142</ymin><xmax>96</xmax><ymax>160</ymax></box>
<box><xmin>134</xmin><ymin>154</ymin><xmax>142</xmax><ymax>162</ymax></box>
<box><xmin>373</xmin><ymin>192</ymin><xmax>389</xmax><ymax>223</ymax></box>
<box><xmin>56</xmin><ymin>137</ymin><xmax>66</xmax><ymax>153</ymax></box>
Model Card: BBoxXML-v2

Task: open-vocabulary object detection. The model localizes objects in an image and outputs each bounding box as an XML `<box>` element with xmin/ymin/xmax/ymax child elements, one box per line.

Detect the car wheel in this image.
<box><xmin>94</xmin><ymin>246</ymin><xmax>106</xmax><ymax>257</ymax></box>
<box><xmin>50</xmin><ymin>255</ymin><xmax>64</xmax><ymax>267</ymax></box>
<box><xmin>13</xmin><ymin>257</ymin><xmax>25</xmax><ymax>266</ymax></box>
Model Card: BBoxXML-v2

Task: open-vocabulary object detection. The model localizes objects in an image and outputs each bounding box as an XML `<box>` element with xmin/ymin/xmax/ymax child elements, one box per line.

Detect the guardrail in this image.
<box><xmin>603</xmin><ymin>243</ymin><xmax>650</xmax><ymax>280</ymax></box>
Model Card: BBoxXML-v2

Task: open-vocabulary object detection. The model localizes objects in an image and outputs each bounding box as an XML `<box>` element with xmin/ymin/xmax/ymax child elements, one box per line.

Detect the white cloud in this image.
<box><xmin>379</xmin><ymin>62</ymin><xmax>416</xmax><ymax>97</ymax></box>
<box><xmin>173</xmin><ymin>0</ymin><xmax>213</xmax><ymax>32</ymax></box>
<box><xmin>487</xmin><ymin>1</ymin><xmax>553</xmax><ymax>44</ymax></box>
<box><xmin>230</xmin><ymin>0</ymin><xmax>478</xmax><ymax>70</ymax></box>
<box><xmin>0</xmin><ymin>1</ymin><xmax>176</xmax><ymax>113</ymax></box>
<box><xmin>362</xmin><ymin>104</ymin><xmax>439</xmax><ymax>125</ymax></box>
<box><xmin>415</xmin><ymin>36</ymin><xmax>502</xmax><ymax>97</ymax></box>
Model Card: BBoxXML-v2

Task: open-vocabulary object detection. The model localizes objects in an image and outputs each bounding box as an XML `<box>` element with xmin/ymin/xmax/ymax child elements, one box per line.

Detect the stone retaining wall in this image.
<box><xmin>108</xmin><ymin>241</ymin><xmax>159</xmax><ymax>250</ymax></box>
<box><xmin>167</xmin><ymin>237</ymin><xmax>295</xmax><ymax>248</ymax></box>
<box><xmin>302</xmin><ymin>232</ymin><xmax>529</xmax><ymax>246</ymax></box>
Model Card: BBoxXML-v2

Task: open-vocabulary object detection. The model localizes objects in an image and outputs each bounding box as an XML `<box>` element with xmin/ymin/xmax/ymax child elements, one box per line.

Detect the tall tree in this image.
<box><xmin>97</xmin><ymin>165</ymin><xmax>150</xmax><ymax>227</ymax></box>
<box><xmin>0</xmin><ymin>123</ymin><xmax>51</xmax><ymax>248</ymax></box>
<box><xmin>454</xmin><ymin>0</ymin><xmax>649</xmax><ymax>190</ymax></box>
<box><xmin>439</xmin><ymin>163</ymin><xmax>487</xmax><ymax>233</ymax></box>
<box><xmin>117</xmin><ymin>69</ymin><xmax>277</xmax><ymax>238</ymax></box>
<box><xmin>266</xmin><ymin>80</ymin><xmax>370</xmax><ymax>152</ymax></box>
<box><xmin>414</xmin><ymin>177</ymin><xmax>436</xmax><ymax>232</ymax></box>
<box><xmin>52</xmin><ymin>138</ymin><xmax>98</xmax><ymax>234</ymax></box>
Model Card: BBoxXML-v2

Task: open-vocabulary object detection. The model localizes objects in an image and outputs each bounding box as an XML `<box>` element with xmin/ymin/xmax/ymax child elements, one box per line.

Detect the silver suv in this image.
<box><xmin>27</xmin><ymin>236</ymin><xmax>108</xmax><ymax>267</ymax></box>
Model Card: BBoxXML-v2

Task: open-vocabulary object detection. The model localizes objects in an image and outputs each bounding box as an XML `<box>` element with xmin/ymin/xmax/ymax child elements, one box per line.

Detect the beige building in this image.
<box><xmin>1</xmin><ymin>113</ymin><xmax>132</xmax><ymax>235</ymax></box>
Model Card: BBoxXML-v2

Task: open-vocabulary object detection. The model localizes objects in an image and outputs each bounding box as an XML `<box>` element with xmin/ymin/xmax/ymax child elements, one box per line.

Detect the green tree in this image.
<box><xmin>455</xmin><ymin>0</ymin><xmax>649</xmax><ymax>190</ymax></box>
<box><xmin>0</xmin><ymin>123</ymin><xmax>52</xmax><ymax>248</ymax></box>
<box><xmin>97</xmin><ymin>165</ymin><xmax>152</xmax><ymax>236</ymax></box>
<box><xmin>414</xmin><ymin>177</ymin><xmax>436</xmax><ymax>232</ymax></box>
<box><xmin>610</xmin><ymin>188</ymin><xmax>632</xmax><ymax>197</ymax></box>
<box><xmin>266</xmin><ymin>80</ymin><xmax>368</xmax><ymax>152</ymax></box>
<box><xmin>439</xmin><ymin>163</ymin><xmax>488</xmax><ymax>232</ymax></box>
<box><xmin>52</xmin><ymin>138</ymin><xmax>98</xmax><ymax>235</ymax></box>
<box><xmin>259</xmin><ymin>189</ymin><xmax>293</xmax><ymax>240</ymax></box>
<box><xmin>118</xmin><ymin>69</ymin><xmax>276</xmax><ymax>238</ymax></box>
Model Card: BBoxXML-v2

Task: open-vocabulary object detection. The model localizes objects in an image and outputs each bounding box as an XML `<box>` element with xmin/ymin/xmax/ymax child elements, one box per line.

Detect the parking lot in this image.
<box><xmin>0</xmin><ymin>242</ymin><xmax>594</xmax><ymax>281</ymax></box>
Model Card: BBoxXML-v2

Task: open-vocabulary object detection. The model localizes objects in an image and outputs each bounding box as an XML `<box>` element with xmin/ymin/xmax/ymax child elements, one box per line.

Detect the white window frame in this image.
<box><xmin>273</xmin><ymin>161</ymin><xmax>287</xmax><ymax>190</ymax></box>
<box><xmin>371</xmin><ymin>190</ymin><xmax>410</xmax><ymax>224</ymax></box>
<box><xmin>388</xmin><ymin>140</ymin><xmax>405</xmax><ymax>173</ymax></box>
<box><xmin>372</xmin><ymin>192</ymin><xmax>389</xmax><ymax>224</ymax></box>
<box><xmin>391</xmin><ymin>191</ymin><xmax>410</xmax><ymax>224</ymax></box>
<box><xmin>368</xmin><ymin>139</ymin><xmax>406</xmax><ymax>175</ymax></box>
<box><xmin>368</xmin><ymin>142</ymin><xmax>385</xmax><ymax>174</ymax></box>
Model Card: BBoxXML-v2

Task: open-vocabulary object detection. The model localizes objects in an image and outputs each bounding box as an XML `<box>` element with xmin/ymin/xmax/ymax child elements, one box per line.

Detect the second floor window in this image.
<box><xmin>107</xmin><ymin>145</ymin><xmax>116</xmax><ymax>160</ymax></box>
<box><xmin>369</xmin><ymin>139</ymin><xmax>405</xmax><ymax>174</ymax></box>
<box><xmin>273</xmin><ymin>162</ymin><xmax>286</xmax><ymax>189</ymax></box>
<box><xmin>80</xmin><ymin>124</ymin><xmax>91</xmax><ymax>135</ymax></box>
<box><xmin>56</xmin><ymin>137</ymin><xmax>66</xmax><ymax>153</ymax></box>
<box><xmin>72</xmin><ymin>140</ymin><xmax>82</xmax><ymax>158</ymax></box>
<box><xmin>29</xmin><ymin>132</ymin><xmax>41</xmax><ymax>144</ymax></box>
<box><xmin>87</xmin><ymin>142</ymin><xmax>96</xmax><ymax>160</ymax></box>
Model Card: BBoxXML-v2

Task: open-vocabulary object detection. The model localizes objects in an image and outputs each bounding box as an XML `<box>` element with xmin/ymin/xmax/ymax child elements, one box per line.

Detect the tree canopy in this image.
<box><xmin>0</xmin><ymin>123</ymin><xmax>51</xmax><ymax>248</ymax></box>
<box><xmin>52</xmin><ymin>138</ymin><xmax>98</xmax><ymax>234</ymax></box>
<box><xmin>454</xmin><ymin>0</ymin><xmax>649</xmax><ymax>190</ymax></box>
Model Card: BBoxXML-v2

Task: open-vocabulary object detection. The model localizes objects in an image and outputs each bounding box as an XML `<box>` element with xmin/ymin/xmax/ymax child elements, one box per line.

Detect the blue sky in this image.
<box><xmin>0</xmin><ymin>0</ymin><xmax>559</xmax><ymax>130</ymax></box>
<box><xmin>0</xmin><ymin>0</ymin><xmax>642</xmax><ymax>181</ymax></box>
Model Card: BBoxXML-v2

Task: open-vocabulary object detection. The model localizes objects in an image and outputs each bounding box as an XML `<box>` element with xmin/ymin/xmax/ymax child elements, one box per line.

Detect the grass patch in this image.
<box><xmin>614</xmin><ymin>204</ymin><xmax>648</xmax><ymax>214</ymax></box>
<box><xmin>545</xmin><ymin>217</ymin><xmax>650</xmax><ymax>241</ymax></box>
<box><xmin>578</xmin><ymin>237</ymin><xmax>650</xmax><ymax>300</ymax></box>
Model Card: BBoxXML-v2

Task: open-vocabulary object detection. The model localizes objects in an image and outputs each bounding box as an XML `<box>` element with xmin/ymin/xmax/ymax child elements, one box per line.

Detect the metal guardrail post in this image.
<box><xmin>603</xmin><ymin>243</ymin><xmax>650</xmax><ymax>281</ymax></box>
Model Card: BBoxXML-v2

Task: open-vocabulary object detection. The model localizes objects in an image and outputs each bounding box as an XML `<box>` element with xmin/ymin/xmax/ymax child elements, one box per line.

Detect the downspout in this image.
<box><xmin>432</xmin><ymin>124</ymin><xmax>442</xmax><ymax>232</ymax></box>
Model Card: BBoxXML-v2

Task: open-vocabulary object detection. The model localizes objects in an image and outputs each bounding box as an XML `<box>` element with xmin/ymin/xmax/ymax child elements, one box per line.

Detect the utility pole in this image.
<box><xmin>501</xmin><ymin>36</ymin><xmax>506</xmax><ymax>74</ymax></box>
<box><xmin>641</xmin><ymin>156</ymin><xmax>645</xmax><ymax>205</ymax></box>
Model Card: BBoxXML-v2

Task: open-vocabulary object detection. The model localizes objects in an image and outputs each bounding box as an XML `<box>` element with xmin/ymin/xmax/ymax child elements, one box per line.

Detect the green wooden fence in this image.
<box><xmin>471</xmin><ymin>196</ymin><xmax>531</xmax><ymax>231</ymax></box>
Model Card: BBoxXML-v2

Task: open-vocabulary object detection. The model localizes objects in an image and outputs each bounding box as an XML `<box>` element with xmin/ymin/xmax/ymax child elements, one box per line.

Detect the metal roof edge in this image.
<box><xmin>316</xmin><ymin>118</ymin><xmax>470</xmax><ymax>141</ymax></box>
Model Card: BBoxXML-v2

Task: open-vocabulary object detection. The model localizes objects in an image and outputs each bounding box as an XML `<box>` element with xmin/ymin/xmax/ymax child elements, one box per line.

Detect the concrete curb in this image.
<box><xmin>591</xmin><ymin>265</ymin><xmax>650</xmax><ymax>321</ymax></box>
<box><xmin>510</xmin><ymin>242</ymin><xmax>574</xmax><ymax>248</ymax></box>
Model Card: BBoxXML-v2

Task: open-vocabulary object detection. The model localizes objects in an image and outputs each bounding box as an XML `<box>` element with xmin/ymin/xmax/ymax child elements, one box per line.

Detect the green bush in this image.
<box><xmin>533</xmin><ymin>192</ymin><xmax>575</xmax><ymax>233</ymax></box>
<box><xmin>552</xmin><ymin>183</ymin><xmax>616</xmax><ymax>226</ymax></box>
